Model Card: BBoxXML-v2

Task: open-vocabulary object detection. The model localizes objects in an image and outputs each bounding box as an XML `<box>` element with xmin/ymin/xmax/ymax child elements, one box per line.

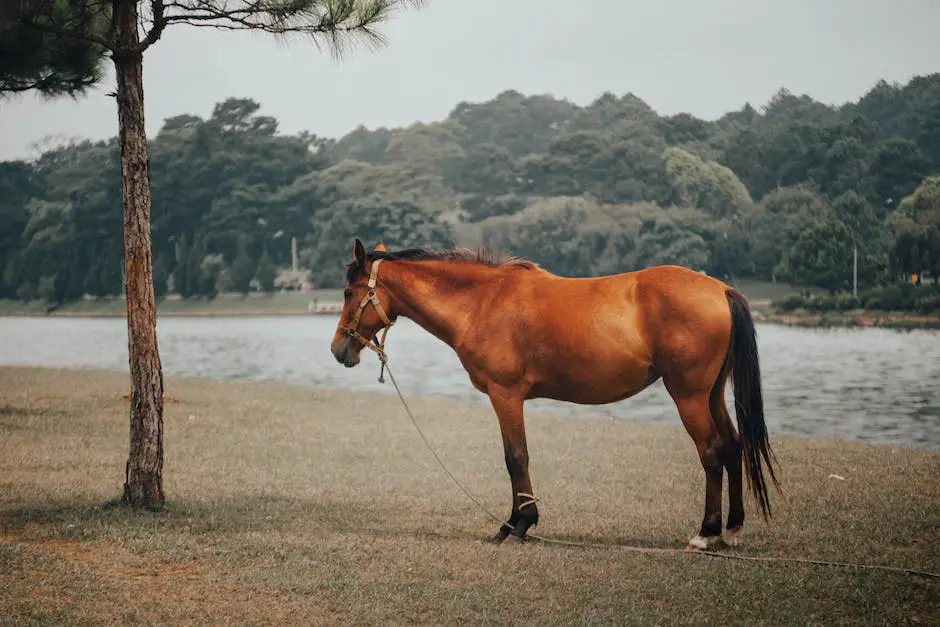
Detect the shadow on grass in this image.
<box><xmin>0</xmin><ymin>495</ymin><xmax>501</xmax><ymax>546</ymax></box>
<box><xmin>1</xmin><ymin>495</ymin><xmax>707</xmax><ymax>558</ymax></box>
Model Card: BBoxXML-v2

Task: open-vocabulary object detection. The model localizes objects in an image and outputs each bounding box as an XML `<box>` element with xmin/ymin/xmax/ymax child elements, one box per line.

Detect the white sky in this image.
<box><xmin>1</xmin><ymin>0</ymin><xmax>938</xmax><ymax>160</ymax></box>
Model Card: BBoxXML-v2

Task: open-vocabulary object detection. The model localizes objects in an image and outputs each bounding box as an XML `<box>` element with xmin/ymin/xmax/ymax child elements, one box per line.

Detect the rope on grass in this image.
<box><xmin>382</xmin><ymin>362</ymin><xmax>940</xmax><ymax>580</ymax></box>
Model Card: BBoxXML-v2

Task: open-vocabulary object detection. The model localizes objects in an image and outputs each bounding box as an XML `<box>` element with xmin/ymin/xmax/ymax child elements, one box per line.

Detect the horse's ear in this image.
<box><xmin>353</xmin><ymin>238</ymin><xmax>366</xmax><ymax>268</ymax></box>
<box><xmin>373</xmin><ymin>241</ymin><xmax>388</xmax><ymax>252</ymax></box>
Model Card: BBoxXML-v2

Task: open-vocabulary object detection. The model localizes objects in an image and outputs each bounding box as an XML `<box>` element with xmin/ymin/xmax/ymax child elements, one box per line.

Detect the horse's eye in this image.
<box><xmin>343</xmin><ymin>289</ymin><xmax>353</xmax><ymax>301</ymax></box>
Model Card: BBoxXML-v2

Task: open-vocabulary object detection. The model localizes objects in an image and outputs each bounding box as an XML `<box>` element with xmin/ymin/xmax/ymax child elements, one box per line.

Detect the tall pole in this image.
<box><xmin>853</xmin><ymin>242</ymin><xmax>858</xmax><ymax>299</ymax></box>
<box><xmin>291</xmin><ymin>236</ymin><xmax>298</xmax><ymax>273</ymax></box>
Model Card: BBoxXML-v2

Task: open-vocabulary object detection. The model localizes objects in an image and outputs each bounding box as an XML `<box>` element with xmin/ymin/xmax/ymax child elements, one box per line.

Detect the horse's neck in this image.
<box><xmin>387</xmin><ymin>262</ymin><xmax>494</xmax><ymax>347</ymax></box>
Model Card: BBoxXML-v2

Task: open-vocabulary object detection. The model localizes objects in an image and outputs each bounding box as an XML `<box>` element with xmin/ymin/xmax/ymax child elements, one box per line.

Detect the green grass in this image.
<box><xmin>1</xmin><ymin>367</ymin><xmax>937</xmax><ymax>625</ymax></box>
<box><xmin>726</xmin><ymin>278</ymin><xmax>813</xmax><ymax>305</ymax></box>
<box><xmin>0</xmin><ymin>299</ymin><xmax>51</xmax><ymax>314</ymax></box>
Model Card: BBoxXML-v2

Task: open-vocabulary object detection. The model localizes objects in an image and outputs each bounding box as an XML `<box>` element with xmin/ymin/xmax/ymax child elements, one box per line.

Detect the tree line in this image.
<box><xmin>2</xmin><ymin>74</ymin><xmax>939</xmax><ymax>303</ymax></box>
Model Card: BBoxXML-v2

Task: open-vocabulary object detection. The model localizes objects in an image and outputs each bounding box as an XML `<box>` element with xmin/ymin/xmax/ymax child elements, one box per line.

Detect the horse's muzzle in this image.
<box><xmin>332</xmin><ymin>338</ymin><xmax>361</xmax><ymax>368</ymax></box>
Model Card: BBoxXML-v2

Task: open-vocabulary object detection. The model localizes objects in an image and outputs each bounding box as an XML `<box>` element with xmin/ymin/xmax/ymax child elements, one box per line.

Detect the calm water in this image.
<box><xmin>1</xmin><ymin>316</ymin><xmax>938</xmax><ymax>449</ymax></box>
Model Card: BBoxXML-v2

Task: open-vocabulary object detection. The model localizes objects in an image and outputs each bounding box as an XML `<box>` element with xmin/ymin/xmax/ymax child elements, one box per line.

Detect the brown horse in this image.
<box><xmin>331</xmin><ymin>238</ymin><xmax>782</xmax><ymax>549</ymax></box>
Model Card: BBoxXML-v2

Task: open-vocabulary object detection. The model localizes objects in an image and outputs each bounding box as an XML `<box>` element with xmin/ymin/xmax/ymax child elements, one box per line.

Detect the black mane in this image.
<box><xmin>345</xmin><ymin>246</ymin><xmax>537</xmax><ymax>284</ymax></box>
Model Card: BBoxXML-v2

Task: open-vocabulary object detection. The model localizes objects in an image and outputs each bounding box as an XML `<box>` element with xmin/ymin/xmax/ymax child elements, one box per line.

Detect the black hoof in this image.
<box><xmin>503</xmin><ymin>533</ymin><xmax>526</xmax><ymax>545</ymax></box>
<box><xmin>489</xmin><ymin>525</ymin><xmax>512</xmax><ymax>544</ymax></box>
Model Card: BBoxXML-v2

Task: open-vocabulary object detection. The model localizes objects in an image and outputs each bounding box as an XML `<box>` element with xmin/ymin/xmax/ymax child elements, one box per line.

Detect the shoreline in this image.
<box><xmin>3</xmin><ymin>307</ymin><xmax>940</xmax><ymax>328</ymax></box>
<box><xmin>0</xmin><ymin>308</ymin><xmax>327</xmax><ymax>318</ymax></box>
<box><xmin>754</xmin><ymin>310</ymin><xmax>940</xmax><ymax>329</ymax></box>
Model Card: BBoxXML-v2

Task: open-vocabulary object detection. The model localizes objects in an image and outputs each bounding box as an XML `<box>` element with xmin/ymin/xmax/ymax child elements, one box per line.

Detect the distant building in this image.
<box><xmin>274</xmin><ymin>268</ymin><xmax>313</xmax><ymax>292</ymax></box>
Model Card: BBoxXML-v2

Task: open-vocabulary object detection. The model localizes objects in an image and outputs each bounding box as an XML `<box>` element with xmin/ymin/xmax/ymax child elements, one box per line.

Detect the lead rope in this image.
<box><xmin>377</xmin><ymin>359</ymin><xmax>940</xmax><ymax>580</ymax></box>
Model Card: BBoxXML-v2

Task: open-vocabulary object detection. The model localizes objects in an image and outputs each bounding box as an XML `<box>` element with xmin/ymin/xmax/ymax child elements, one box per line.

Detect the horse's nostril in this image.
<box><xmin>332</xmin><ymin>344</ymin><xmax>346</xmax><ymax>363</ymax></box>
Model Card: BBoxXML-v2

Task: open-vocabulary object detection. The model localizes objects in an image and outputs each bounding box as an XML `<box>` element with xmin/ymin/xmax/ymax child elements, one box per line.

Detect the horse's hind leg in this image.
<box><xmin>669</xmin><ymin>391</ymin><xmax>725</xmax><ymax>550</ymax></box>
<box><xmin>722</xmin><ymin>434</ymin><xmax>745</xmax><ymax>546</ymax></box>
<box><xmin>714</xmin><ymin>388</ymin><xmax>745</xmax><ymax>546</ymax></box>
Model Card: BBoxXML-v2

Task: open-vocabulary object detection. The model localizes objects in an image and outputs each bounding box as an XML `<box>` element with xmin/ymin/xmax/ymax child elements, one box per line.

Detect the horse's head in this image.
<box><xmin>331</xmin><ymin>238</ymin><xmax>394</xmax><ymax>368</ymax></box>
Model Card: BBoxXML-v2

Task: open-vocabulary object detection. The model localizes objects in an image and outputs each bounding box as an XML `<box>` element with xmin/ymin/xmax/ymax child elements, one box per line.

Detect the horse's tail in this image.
<box><xmin>724</xmin><ymin>288</ymin><xmax>782</xmax><ymax>520</ymax></box>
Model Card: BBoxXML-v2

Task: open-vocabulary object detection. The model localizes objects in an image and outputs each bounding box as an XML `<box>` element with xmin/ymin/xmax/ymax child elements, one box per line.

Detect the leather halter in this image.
<box><xmin>340</xmin><ymin>259</ymin><xmax>394</xmax><ymax>375</ymax></box>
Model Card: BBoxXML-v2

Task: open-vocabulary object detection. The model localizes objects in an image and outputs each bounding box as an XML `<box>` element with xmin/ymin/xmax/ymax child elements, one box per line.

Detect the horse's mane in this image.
<box><xmin>346</xmin><ymin>246</ymin><xmax>538</xmax><ymax>283</ymax></box>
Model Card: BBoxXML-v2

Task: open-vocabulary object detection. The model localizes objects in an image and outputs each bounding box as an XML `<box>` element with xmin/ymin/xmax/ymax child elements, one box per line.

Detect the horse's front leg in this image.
<box><xmin>487</xmin><ymin>385</ymin><xmax>538</xmax><ymax>544</ymax></box>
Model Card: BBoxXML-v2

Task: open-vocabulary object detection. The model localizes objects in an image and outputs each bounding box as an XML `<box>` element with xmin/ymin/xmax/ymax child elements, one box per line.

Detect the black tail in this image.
<box><xmin>725</xmin><ymin>289</ymin><xmax>781</xmax><ymax>519</ymax></box>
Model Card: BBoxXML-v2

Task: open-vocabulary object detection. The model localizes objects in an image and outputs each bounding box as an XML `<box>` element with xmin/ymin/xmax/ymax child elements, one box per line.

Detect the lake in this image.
<box><xmin>1</xmin><ymin>316</ymin><xmax>938</xmax><ymax>450</ymax></box>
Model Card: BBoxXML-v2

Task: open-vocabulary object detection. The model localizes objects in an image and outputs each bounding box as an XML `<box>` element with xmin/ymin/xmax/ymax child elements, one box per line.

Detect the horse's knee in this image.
<box><xmin>504</xmin><ymin>450</ymin><xmax>528</xmax><ymax>477</ymax></box>
<box><xmin>699</xmin><ymin>443</ymin><xmax>723</xmax><ymax>475</ymax></box>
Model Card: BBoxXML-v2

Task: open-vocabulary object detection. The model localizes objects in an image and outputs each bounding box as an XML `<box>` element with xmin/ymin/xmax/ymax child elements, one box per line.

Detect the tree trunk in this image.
<box><xmin>114</xmin><ymin>0</ymin><xmax>164</xmax><ymax>508</ymax></box>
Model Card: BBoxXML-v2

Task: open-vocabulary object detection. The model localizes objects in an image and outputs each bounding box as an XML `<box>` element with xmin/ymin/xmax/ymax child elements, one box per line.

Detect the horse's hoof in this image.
<box><xmin>503</xmin><ymin>534</ymin><xmax>526</xmax><ymax>546</ymax></box>
<box><xmin>721</xmin><ymin>526</ymin><xmax>743</xmax><ymax>547</ymax></box>
<box><xmin>685</xmin><ymin>534</ymin><xmax>720</xmax><ymax>551</ymax></box>
<box><xmin>489</xmin><ymin>526</ymin><xmax>512</xmax><ymax>544</ymax></box>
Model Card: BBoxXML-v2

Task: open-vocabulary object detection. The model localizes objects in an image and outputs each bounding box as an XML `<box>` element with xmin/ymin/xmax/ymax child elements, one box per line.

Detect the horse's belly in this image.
<box><xmin>528</xmin><ymin>361</ymin><xmax>658</xmax><ymax>405</ymax></box>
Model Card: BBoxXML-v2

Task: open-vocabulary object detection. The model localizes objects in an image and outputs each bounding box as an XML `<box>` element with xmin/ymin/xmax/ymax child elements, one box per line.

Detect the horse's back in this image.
<box><xmin>511</xmin><ymin>263</ymin><xmax>734</xmax><ymax>345</ymax></box>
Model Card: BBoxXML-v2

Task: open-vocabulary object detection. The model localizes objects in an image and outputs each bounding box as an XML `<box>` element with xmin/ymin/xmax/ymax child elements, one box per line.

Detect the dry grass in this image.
<box><xmin>1</xmin><ymin>366</ymin><xmax>937</xmax><ymax>625</ymax></box>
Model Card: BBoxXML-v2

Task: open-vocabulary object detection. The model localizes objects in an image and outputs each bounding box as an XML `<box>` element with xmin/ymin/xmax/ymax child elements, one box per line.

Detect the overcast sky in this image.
<box><xmin>1</xmin><ymin>0</ymin><xmax>938</xmax><ymax>161</ymax></box>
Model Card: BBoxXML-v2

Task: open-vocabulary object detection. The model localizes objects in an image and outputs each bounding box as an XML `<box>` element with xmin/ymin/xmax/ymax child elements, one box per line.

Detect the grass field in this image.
<box><xmin>725</xmin><ymin>278</ymin><xmax>814</xmax><ymax>304</ymax></box>
<box><xmin>1</xmin><ymin>367</ymin><xmax>937</xmax><ymax>625</ymax></box>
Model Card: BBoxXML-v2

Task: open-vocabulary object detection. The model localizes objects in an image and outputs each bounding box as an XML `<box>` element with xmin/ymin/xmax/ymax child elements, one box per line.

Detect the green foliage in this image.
<box><xmin>459</xmin><ymin>194</ymin><xmax>527</xmax><ymax>223</ymax></box>
<box><xmin>663</xmin><ymin>147</ymin><xmax>752</xmax><ymax>218</ymax></box>
<box><xmin>153</xmin><ymin>255</ymin><xmax>169</xmax><ymax>300</ymax></box>
<box><xmin>230</xmin><ymin>238</ymin><xmax>257</xmax><ymax>296</ymax></box>
<box><xmin>889</xmin><ymin>176</ymin><xmax>940</xmax><ymax>278</ymax></box>
<box><xmin>480</xmin><ymin>198</ymin><xmax>713</xmax><ymax>277</ymax></box>
<box><xmin>384</xmin><ymin>122</ymin><xmax>464</xmax><ymax>181</ymax></box>
<box><xmin>199</xmin><ymin>253</ymin><xmax>225</xmax><ymax>299</ymax></box>
<box><xmin>517</xmin><ymin>124</ymin><xmax>668</xmax><ymax>204</ymax></box>
<box><xmin>303</xmin><ymin>197</ymin><xmax>454</xmax><ymax>287</ymax></box>
<box><xmin>255</xmin><ymin>249</ymin><xmax>277</xmax><ymax>292</ymax></box>
<box><xmin>869</xmin><ymin>137</ymin><xmax>931</xmax><ymax>208</ymax></box>
<box><xmin>453</xmin><ymin>143</ymin><xmax>517</xmax><ymax>195</ymax></box>
<box><xmin>36</xmin><ymin>275</ymin><xmax>57</xmax><ymax>303</ymax></box>
<box><xmin>449</xmin><ymin>90</ymin><xmax>578</xmax><ymax>157</ymax></box>
<box><xmin>0</xmin><ymin>0</ymin><xmax>109</xmax><ymax>97</ymax></box>
<box><xmin>482</xmin><ymin>197</ymin><xmax>606</xmax><ymax>277</ymax></box>
<box><xmin>776</xmin><ymin>215</ymin><xmax>855</xmax><ymax>293</ymax></box>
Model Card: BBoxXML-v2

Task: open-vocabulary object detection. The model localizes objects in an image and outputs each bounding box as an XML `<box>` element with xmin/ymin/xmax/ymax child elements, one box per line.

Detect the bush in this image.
<box><xmin>863</xmin><ymin>284</ymin><xmax>913</xmax><ymax>311</ymax></box>
<box><xmin>835</xmin><ymin>295</ymin><xmax>862</xmax><ymax>311</ymax></box>
<box><xmin>913</xmin><ymin>293</ymin><xmax>940</xmax><ymax>313</ymax></box>
<box><xmin>805</xmin><ymin>294</ymin><xmax>837</xmax><ymax>313</ymax></box>
<box><xmin>771</xmin><ymin>283</ymin><xmax>939</xmax><ymax>313</ymax></box>
<box><xmin>774</xmin><ymin>295</ymin><xmax>807</xmax><ymax>312</ymax></box>
<box><xmin>862</xmin><ymin>283</ymin><xmax>940</xmax><ymax>311</ymax></box>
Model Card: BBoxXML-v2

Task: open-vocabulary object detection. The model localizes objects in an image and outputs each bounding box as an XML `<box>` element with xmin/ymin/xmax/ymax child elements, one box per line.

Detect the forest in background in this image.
<box><xmin>1</xmin><ymin>73</ymin><xmax>939</xmax><ymax>305</ymax></box>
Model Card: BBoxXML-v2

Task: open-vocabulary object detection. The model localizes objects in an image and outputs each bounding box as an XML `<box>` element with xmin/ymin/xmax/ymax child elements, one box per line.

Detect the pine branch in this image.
<box><xmin>160</xmin><ymin>0</ymin><xmax>426</xmax><ymax>59</ymax></box>
<box><xmin>139</xmin><ymin>0</ymin><xmax>169</xmax><ymax>51</ymax></box>
<box><xmin>19</xmin><ymin>16</ymin><xmax>113</xmax><ymax>50</ymax></box>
